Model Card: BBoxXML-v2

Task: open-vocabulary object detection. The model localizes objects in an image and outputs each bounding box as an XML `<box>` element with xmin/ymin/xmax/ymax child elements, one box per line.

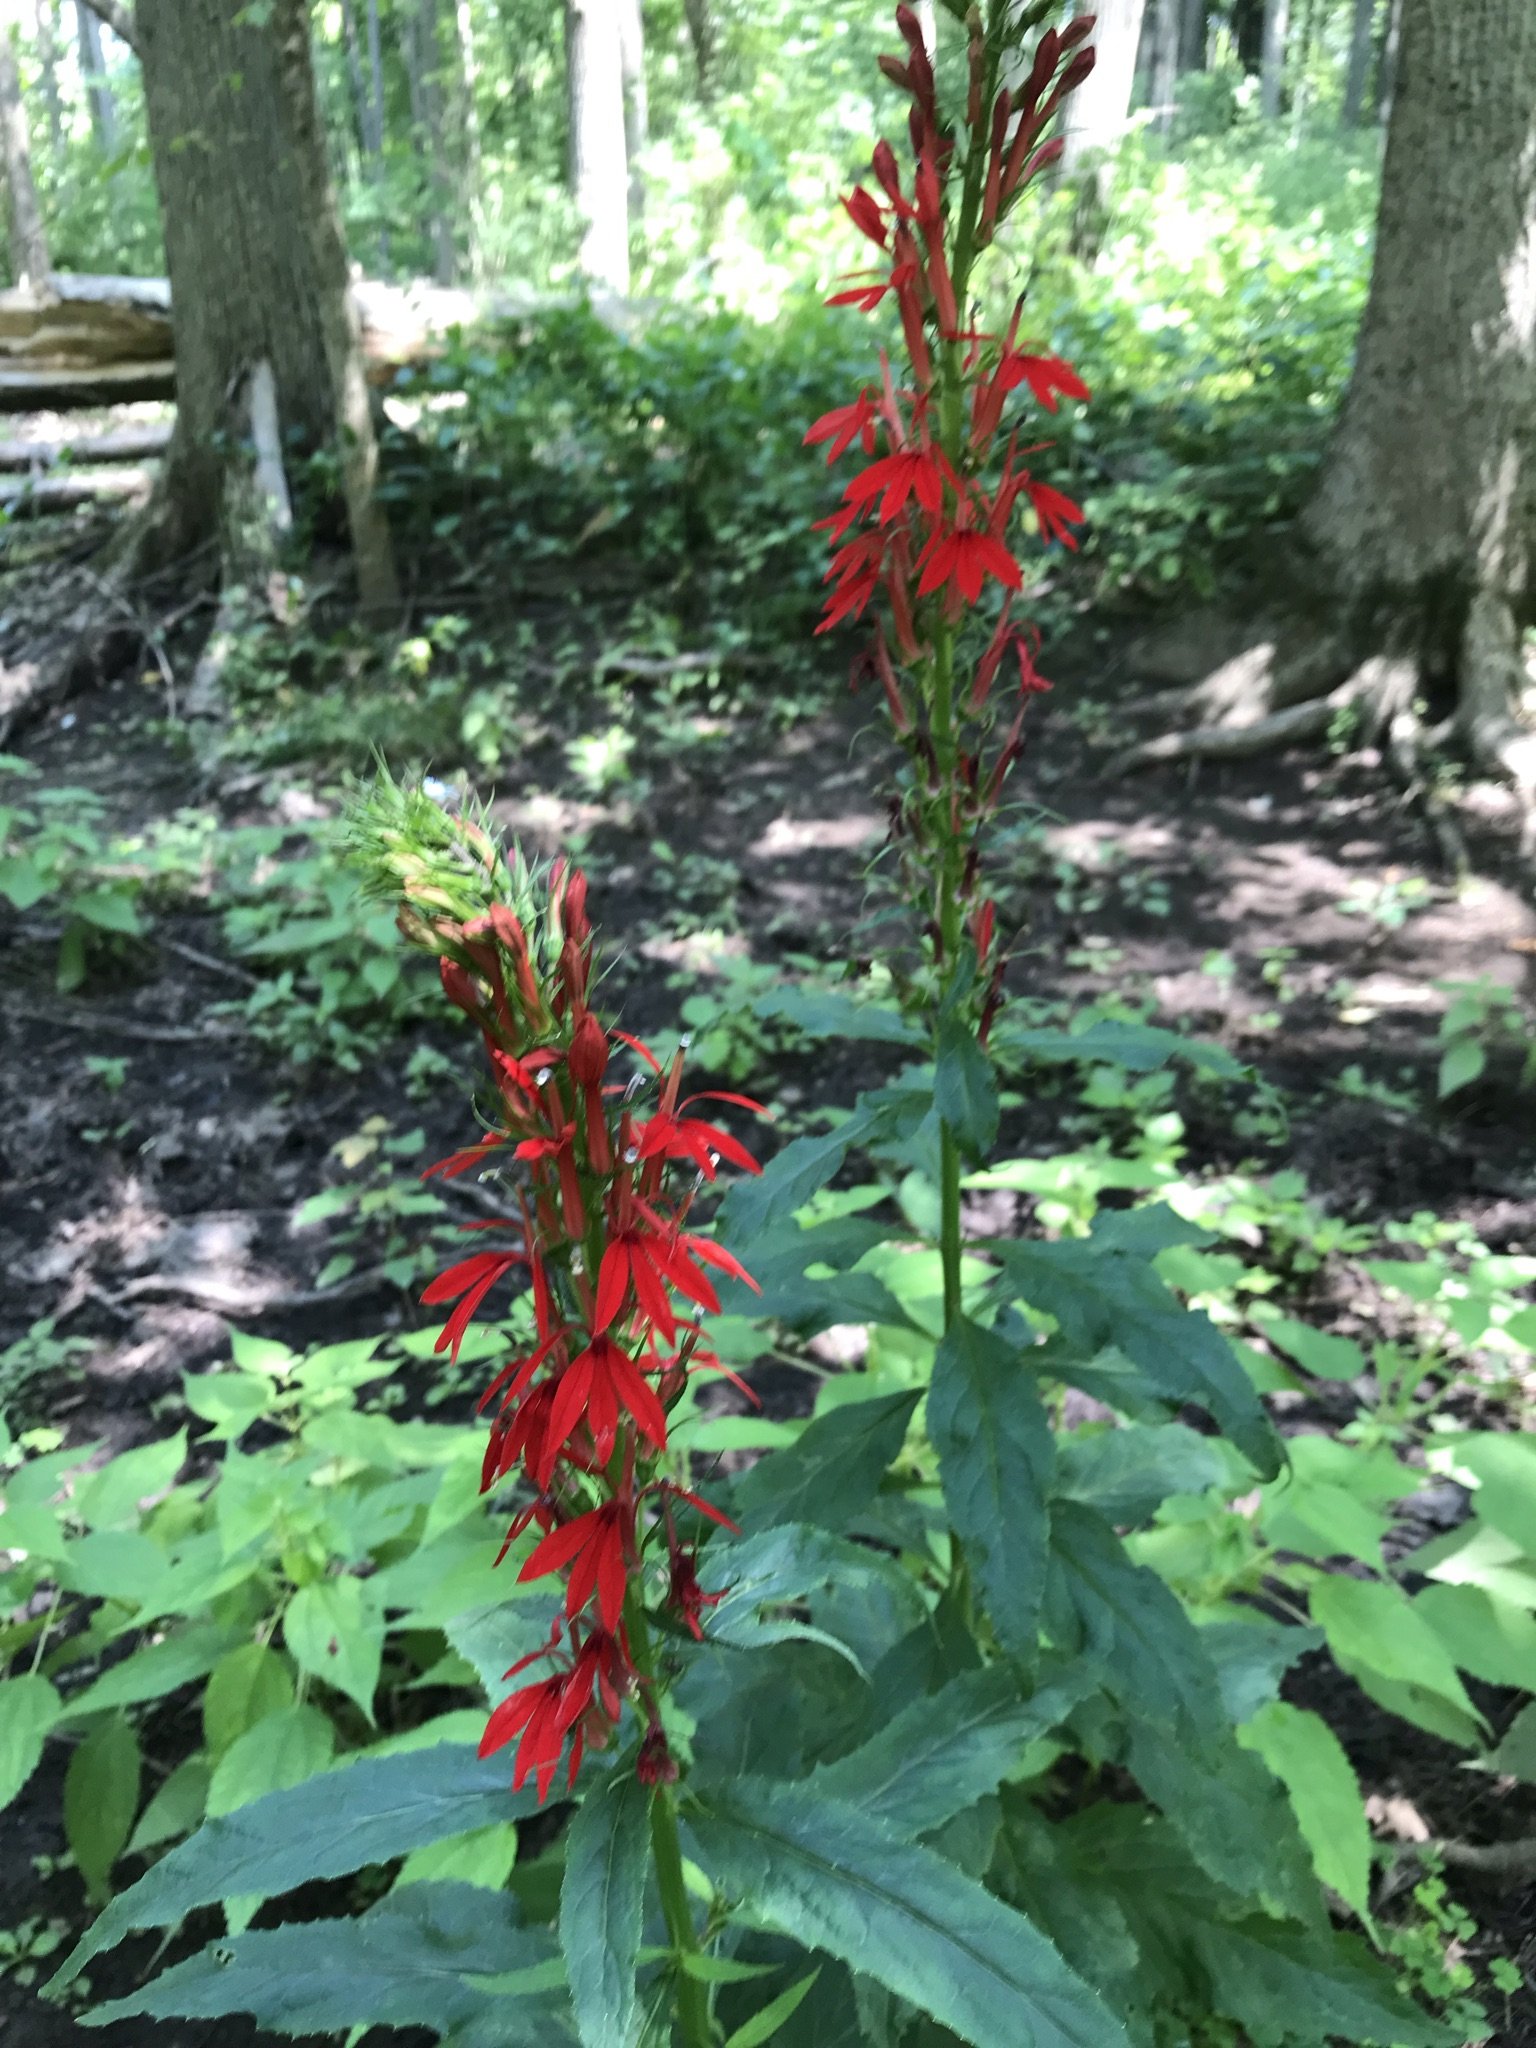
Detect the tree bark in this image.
<box><xmin>1341</xmin><ymin>0</ymin><xmax>1376</xmax><ymax>125</ymax></box>
<box><xmin>564</xmin><ymin>0</ymin><xmax>629</xmax><ymax>296</ymax></box>
<box><xmin>1375</xmin><ymin>0</ymin><xmax>1402</xmax><ymax>124</ymax></box>
<box><xmin>1230</xmin><ymin>0</ymin><xmax>1263</xmax><ymax>71</ymax></box>
<box><xmin>1176</xmin><ymin>0</ymin><xmax>1207</xmax><ymax>74</ymax></box>
<box><xmin>1149</xmin><ymin>0</ymin><xmax>1180</xmax><ymax>133</ymax></box>
<box><xmin>1259</xmin><ymin>0</ymin><xmax>1289</xmax><ymax>116</ymax></box>
<box><xmin>1060</xmin><ymin>0</ymin><xmax>1148</xmax><ymax>172</ymax></box>
<box><xmin>0</xmin><ymin>19</ymin><xmax>50</xmax><ymax>288</ymax></box>
<box><xmin>75</xmin><ymin>0</ymin><xmax>118</xmax><ymax>151</ymax></box>
<box><xmin>616</xmin><ymin>0</ymin><xmax>646</xmax><ymax>223</ymax></box>
<box><xmin>682</xmin><ymin>0</ymin><xmax>715</xmax><ymax>105</ymax></box>
<box><xmin>35</xmin><ymin>0</ymin><xmax>65</xmax><ymax>163</ymax></box>
<box><xmin>403</xmin><ymin>0</ymin><xmax>456</xmax><ymax>284</ymax></box>
<box><xmin>132</xmin><ymin>0</ymin><xmax>397</xmax><ymax>612</ymax></box>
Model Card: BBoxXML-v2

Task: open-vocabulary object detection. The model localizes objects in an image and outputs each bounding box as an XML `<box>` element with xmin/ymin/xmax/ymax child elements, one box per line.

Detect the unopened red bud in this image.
<box><xmin>879</xmin><ymin>53</ymin><xmax>914</xmax><ymax>90</ymax></box>
<box><xmin>1060</xmin><ymin>12</ymin><xmax>1096</xmax><ymax>50</ymax></box>
<box><xmin>1059</xmin><ymin>46</ymin><xmax>1095</xmax><ymax>90</ymax></box>
<box><xmin>569</xmin><ymin>1012</ymin><xmax>609</xmax><ymax>1086</ymax></box>
<box><xmin>563</xmin><ymin>867</ymin><xmax>590</xmax><ymax>943</ymax></box>
<box><xmin>637</xmin><ymin>1726</ymin><xmax>679</xmax><ymax>1786</ymax></box>
<box><xmin>439</xmin><ymin>956</ymin><xmax>482</xmax><ymax>1019</ymax></box>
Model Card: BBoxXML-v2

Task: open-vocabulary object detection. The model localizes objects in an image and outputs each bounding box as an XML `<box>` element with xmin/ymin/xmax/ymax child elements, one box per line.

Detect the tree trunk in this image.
<box><xmin>35</xmin><ymin>0</ymin><xmax>65</xmax><ymax>163</ymax></box>
<box><xmin>1375</xmin><ymin>0</ymin><xmax>1402</xmax><ymax>124</ymax></box>
<box><xmin>1231</xmin><ymin>0</ymin><xmax>1264</xmax><ymax>71</ymax></box>
<box><xmin>1340</xmin><ymin>0</ymin><xmax>1376</xmax><ymax>125</ymax></box>
<box><xmin>564</xmin><ymin>0</ymin><xmax>629</xmax><ymax>296</ymax></box>
<box><xmin>1149</xmin><ymin>0</ymin><xmax>1180</xmax><ymax>133</ymax></box>
<box><xmin>133</xmin><ymin>0</ymin><xmax>397</xmax><ymax>613</ymax></box>
<box><xmin>1176</xmin><ymin>0</ymin><xmax>1207</xmax><ymax>73</ymax></box>
<box><xmin>0</xmin><ymin>21</ymin><xmax>50</xmax><ymax>288</ymax></box>
<box><xmin>403</xmin><ymin>0</ymin><xmax>456</xmax><ymax>284</ymax></box>
<box><xmin>1260</xmin><ymin>0</ymin><xmax>1289</xmax><ymax>116</ymax></box>
<box><xmin>363</xmin><ymin>0</ymin><xmax>386</xmax><ymax>151</ymax></box>
<box><xmin>1060</xmin><ymin>0</ymin><xmax>1148</xmax><ymax>172</ymax></box>
<box><xmin>682</xmin><ymin>0</ymin><xmax>715</xmax><ymax>104</ymax></box>
<box><xmin>75</xmin><ymin>1</ymin><xmax>117</xmax><ymax>151</ymax></box>
<box><xmin>616</xmin><ymin>0</ymin><xmax>646</xmax><ymax>223</ymax></box>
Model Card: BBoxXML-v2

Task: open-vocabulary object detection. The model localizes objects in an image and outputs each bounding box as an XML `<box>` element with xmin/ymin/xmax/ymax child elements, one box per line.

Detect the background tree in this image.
<box><xmin>1340</xmin><ymin>0</ymin><xmax>1376</xmax><ymax>124</ymax></box>
<box><xmin>1114</xmin><ymin>0</ymin><xmax>1536</xmax><ymax>796</ymax></box>
<box><xmin>1259</xmin><ymin>0</ymin><xmax>1288</xmax><ymax>116</ymax></box>
<box><xmin>76</xmin><ymin>0</ymin><xmax>118</xmax><ymax>150</ymax></box>
<box><xmin>1059</xmin><ymin>0</ymin><xmax>1148</xmax><ymax>173</ymax></box>
<box><xmin>0</xmin><ymin>3</ymin><xmax>51</xmax><ymax>287</ymax></box>
<box><xmin>564</xmin><ymin>0</ymin><xmax>628</xmax><ymax>295</ymax></box>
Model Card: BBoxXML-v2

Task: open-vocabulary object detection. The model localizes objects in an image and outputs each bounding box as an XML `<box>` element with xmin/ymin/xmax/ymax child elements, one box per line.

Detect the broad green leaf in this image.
<box><xmin>1251</xmin><ymin>1314</ymin><xmax>1365</xmax><ymax>1382</ymax></box>
<box><xmin>1491</xmin><ymin>1700</ymin><xmax>1536</xmax><ymax>1780</ymax></box>
<box><xmin>0</xmin><ymin>853</ymin><xmax>49</xmax><ymax>909</ymax></box>
<box><xmin>64</xmin><ymin>1712</ymin><xmax>141</xmax><ymax>1903</ymax></box>
<box><xmin>283</xmin><ymin>1577</ymin><xmax>384</xmax><ymax>1720</ymax></box>
<box><xmin>1237</xmin><ymin>1702</ymin><xmax>1372</xmax><ymax>1923</ymax></box>
<box><xmin>810</xmin><ymin>1666</ymin><xmax>1092</xmax><ymax>1838</ymax></box>
<box><xmin>207</xmin><ymin>1704</ymin><xmax>335</xmax><ymax>1819</ymax></box>
<box><xmin>1413</xmin><ymin>1582</ymin><xmax>1536</xmax><ymax>1692</ymax></box>
<box><xmin>1456</xmin><ymin>1434</ymin><xmax>1536</xmax><ymax>1556</ymax></box>
<box><xmin>128</xmin><ymin>1757</ymin><xmax>210</xmax><ymax>1856</ymax></box>
<box><xmin>181</xmin><ymin>1370</ymin><xmax>278</xmax><ymax>1442</ymax></box>
<box><xmin>203</xmin><ymin>1642</ymin><xmax>296</xmax><ymax>1756</ymax></box>
<box><xmin>928</xmin><ymin>1319</ymin><xmax>1053</xmax><ymax>1659</ymax></box>
<box><xmin>73</xmin><ymin>1431</ymin><xmax>188</xmax><ymax>1529</ymax></box>
<box><xmin>997</xmin><ymin>1017</ymin><xmax>1244</xmax><ymax>1079</ymax></box>
<box><xmin>58</xmin><ymin>1529</ymin><xmax>167</xmax><ymax>1604</ymax></box>
<box><xmin>934</xmin><ymin>1015</ymin><xmax>999</xmax><ymax>1160</ymax></box>
<box><xmin>560</xmin><ymin>1767</ymin><xmax>651</xmax><ymax>2048</ymax></box>
<box><xmin>1200</xmin><ymin>1621</ymin><xmax>1321</xmax><ymax>1726</ymax></box>
<box><xmin>1190</xmin><ymin>1915</ymin><xmax>1454</xmax><ymax>2047</ymax></box>
<box><xmin>716</xmin><ymin>1099</ymin><xmax>887</xmax><ymax>1241</ymax></box>
<box><xmin>705</xmin><ymin>1523</ymin><xmax>914</xmax><ymax>1675</ymax></box>
<box><xmin>1260</xmin><ymin>1479</ymin><xmax>1389</xmax><ymax>1567</ymax></box>
<box><xmin>1437</xmin><ymin>1038</ymin><xmax>1485</xmax><ymax>1098</ymax></box>
<box><xmin>59</xmin><ymin>1623</ymin><xmax>237</xmax><ymax>1726</ymax></box>
<box><xmin>753</xmin><ymin>988</ymin><xmax>920</xmax><ymax>1045</ymax></box>
<box><xmin>1310</xmin><ymin>1577</ymin><xmax>1481</xmax><ymax>1727</ymax></box>
<box><xmin>71</xmin><ymin>887</ymin><xmax>144</xmax><ymax>936</ymax></box>
<box><xmin>0</xmin><ymin>1671</ymin><xmax>61</xmax><ymax>1810</ymax></box>
<box><xmin>396</xmin><ymin>1821</ymin><xmax>520</xmax><ymax>1891</ymax></box>
<box><xmin>51</xmin><ymin>1742</ymin><xmax>534</xmax><ymax>1989</ymax></box>
<box><xmin>1057</xmin><ymin>1423</ymin><xmax>1234</xmax><ymax>1526</ymax></box>
<box><xmin>686</xmin><ymin>1778</ymin><xmax>1128</xmax><ymax>2048</ymax></box>
<box><xmin>712</xmin><ymin>1215</ymin><xmax>911</xmax><ymax>1332</ymax></box>
<box><xmin>85</xmin><ymin>1882</ymin><xmax>562</xmax><ymax>2037</ymax></box>
<box><xmin>723</xmin><ymin>1970</ymin><xmax>821</xmax><ymax>2047</ymax></box>
<box><xmin>991</xmin><ymin>1209</ymin><xmax>1279</xmax><ymax>1476</ymax></box>
<box><xmin>1047</xmin><ymin>1502</ymin><xmax>1223</xmax><ymax>1736</ymax></box>
<box><xmin>732</xmin><ymin>1389</ymin><xmax>919</xmax><ymax>1531</ymax></box>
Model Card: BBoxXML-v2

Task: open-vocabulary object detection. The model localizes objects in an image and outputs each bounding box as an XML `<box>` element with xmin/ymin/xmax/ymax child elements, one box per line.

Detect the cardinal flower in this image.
<box><xmin>1026</xmin><ymin>477</ymin><xmax>1085</xmax><ymax>549</ymax></box>
<box><xmin>519</xmin><ymin>1499</ymin><xmax>635</xmax><ymax>1631</ymax></box>
<box><xmin>916</xmin><ymin>521</ymin><xmax>1024</xmax><ymax>603</ymax></box>
<box><xmin>804</xmin><ymin>390</ymin><xmax>880</xmax><ymax>464</ymax></box>
<box><xmin>541</xmin><ymin>1334</ymin><xmax>669</xmax><ymax>1482</ymax></box>
<box><xmin>422</xmin><ymin>1247</ymin><xmax>524</xmax><ymax>1361</ymax></box>
<box><xmin>844</xmin><ymin>447</ymin><xmax>947</xmax><ymax>526</ymax></box>
<box><xmin>479</xmin><ymin>1625</ymin><xmax>633</xmax><ymax>1801</ymax></box>
<box><xmin>995</xmin><ymin>350</ymin><xmax>1090</xmax><ymax>412</ymax></box>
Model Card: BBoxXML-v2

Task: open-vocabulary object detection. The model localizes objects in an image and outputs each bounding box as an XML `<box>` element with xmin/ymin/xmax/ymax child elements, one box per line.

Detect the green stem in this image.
<box><xmin>650</xmin><ymin>1784</ymin><xmax>714</xmax><ymax>2048</ymax></box>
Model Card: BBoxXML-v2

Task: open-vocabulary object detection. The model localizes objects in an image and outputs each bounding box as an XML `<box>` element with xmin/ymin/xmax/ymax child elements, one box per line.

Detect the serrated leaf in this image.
<box><xmin>284</xmin><ymin>1577</ymin><xmax>383</xmax><ymax>1720</ymax></box>
<box><xmin>810</xmin><ymin>1665</ymin><xmax>1092</xmax><ymax>1838</ymax></box>
<box><xmin>127</xmin><ymin>1757</ymin><xmax>210</xmax><ymax>1856</ymax></box>
<box><xmin>717</xmin><ymin>1099</ymin><xmax>887</xmax><ymax>1241</ymax></box>
<box><xmin>1456</xmin><ymin>1433</ymin><xmax>1536</xmax><ymax>1555</ymax></box>
<box><xmin>1437</xmin><ymin>1038</ymin><xmax>1485</xmax><ymax>1098</ymax></box>
<box><xmin>686</xmin><ymin>1779</ymin><xmax>1128</xmax><ymax>2048</ymax></box>
<box><xmin>997</xmin><ymin>1017</ymin><xmax>1243</xmax><ymax>1079</ymax></box>
<box><xmin>73</xmin><ymin>1431</ymin><xmax>188</xmax><ymax>1528</ymax></box>
<box><xmin>560</xmin><ymin>1767</ymin><xmax>651</xmax><ymax>2048</ymax></box>
<box><xmin>202</xmin><ymin>1642</ymin><xmax>296</xmax><ymax>1756</ymax></box>
<box><xmin>396</xmin><ymin>1821</ymin><xmax>520</xmax><ymax>1891</ymax></box>
<box><xmin>207</xmin><ymin>1704</ymin><xmax>335</xmax><ymax>1820</ymax></box>
<box><xmin>1057</xmin><ymin>1423</ymin><xmax>1233</xmax><ymax>1525</ymax></box>
<box><xmin>85</xmin><ymin>1882</ymin><xmax>562</xmax><ymax>2036</ymax></box>
<box><xmin>1310</xmin><ymin>1577</ymin><xmax>1481</xmax><ymax>1727</ymax></box>
<box><xmin>1237</xmin><ymin>1702</ymin><xmax>1372</xmax><ymax>1923</ymax></box>
<box><xmin>1412</xmin><ymin>1582</ymin><xmax>1536</xmax><ymax>1692</ymax></box>
<box><xmin>934</xmin><ymin>1016</ymin><xmax>999</xmax><ymax>1160</ymax></box>
<box><xmin>1190</xmin><ymin>1915</ymin><xmax>1454</xmax><ymax>2047</ymax></box>
<box><xmin>71</xmin><ymin>887</ymin><xmax>144</xmax><ymax>936</ymax></box>
<box><xmin>928</xmin><ymin>1319</ymin><xmax>1053</xmax><ymax>1659</ymax></box>
<box><xmin>733</xmin><ymin>1389</ymin><xmax>918</xmax><ymax>1531</ymax></box>
<box><xmin>704</xmin><ymin>1523</ymin><xmax>913</xmax><ymax>1676</ymax></box>
<box><xmin>723</xmin><ymin>1969</ymin><xmax>821</xmax><ymax>2047</ymax></box>
<box><xmin>0</xmin><ymin>1671</ymin><xmax>61</xmax><ymax>1811</ymax></box>
<box><xmin>64</xmin><ymin>1712</ymin><xmax>141</xmax><ymax>1903</ymax></box>
<box><xmin>0</xmin><ymin>853</ymin><xmax>49</xmax><ymax>909</ymax></box>
<box><xmin>753</xmin><ymin>988</ymin><xmax>920</xmax><ymax>1045</ymax></box>
<box><xmin>51</xmin><ymin>1742</ymin><xmax>537</xmax><ymax>1990</ymax></box>
<box><xmin>59</xmin><ymin>1623</ymin><xmax>238</xmax><ymax>1724</ymax></box>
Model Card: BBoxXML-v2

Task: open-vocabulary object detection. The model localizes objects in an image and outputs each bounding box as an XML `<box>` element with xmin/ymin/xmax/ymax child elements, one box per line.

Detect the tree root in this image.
<box><xmin>1103</xmin><ymin>688</ymin><xmax>1346</xmax><ymax>777</ymax></box>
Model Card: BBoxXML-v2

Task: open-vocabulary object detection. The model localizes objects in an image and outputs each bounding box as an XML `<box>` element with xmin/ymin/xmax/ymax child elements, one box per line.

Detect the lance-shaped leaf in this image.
<box><xmin>733</xmin><ymin>1389</ymin><xmax>919</xmax><ymax>1531</ymax></box>
<box><xmin>716</xmin><ymin>1099</ymin><xmax>888</xmax><ymax>1241</ymax></box>
<box><xmin>83</xmin><ymin>1882</ymin><xmax>563</xmax><ymax>2037</ymax></box>
<box><xmin>50</xmin><ymin>1742</ymin><xmax>536</xmax><ymax>1990</ymax></box>
<box><xmin>927</xmin><ymin>1318</ymin><xmax>1054</xmax><ymax>1660</ymax></box>
<box><xmin>934</xmin><ymin>1013</ymin><xmax>1000</xmax><ymax>1160</ymax></box>
<box><xmin>685</xmin><ymin>1778</ymin><xmax>1129</xmax><ymax>2048</ymax></box>
<box><xmin>560</xmin><ymin>1768</ymin><xmax>651</xmax><ymax>2048</ymax></box>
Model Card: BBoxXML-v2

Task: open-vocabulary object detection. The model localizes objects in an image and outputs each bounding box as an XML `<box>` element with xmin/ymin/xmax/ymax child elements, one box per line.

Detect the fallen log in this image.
<box><xmin>0</xmin><ymin>465</ymin><xmax>155</xmax><ymax>514</ymax></box>
<box><xmin>0</xmin><ymin>361</ymin><xmax>177</xmax><ymax>410</ymax></box>
<box><xmin>0</xmin><ymin>424</ymin><xmax>172</xmax><ymax>469</ymax></box>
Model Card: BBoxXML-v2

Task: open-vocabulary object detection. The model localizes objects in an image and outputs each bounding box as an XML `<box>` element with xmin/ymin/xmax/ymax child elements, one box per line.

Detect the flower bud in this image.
<box><xmin>569</xmin><ymin>1012</ymin><xmax>610</xmax><ymax>1087</ymax></box>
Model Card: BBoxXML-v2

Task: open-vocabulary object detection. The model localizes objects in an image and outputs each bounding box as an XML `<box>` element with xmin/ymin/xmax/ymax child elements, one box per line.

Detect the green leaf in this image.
<box><xmin>1251</xmin><ymin>1314</ymin><xmax>1365</xmax><ymax>1382</ymax></box>
<box><xmin>1437</xmin><ymin>1038</ymin><xmax>1485</xmax><ymax>1098</ymax></box>
<box><xmin>723</xmin><ymin>1970</ymin><xmax>822</xmax><ymax>2048</ymax></box>
<box><xmin>934</xmin><ymin>1016</ymin><xmax>999</xmax><ymax>1160</ymax></box>
<box><xmin>206</xmin><ymin>1704</ymin><xmax>335</xmax><ymax>1819</ymax></box>
<box><xmin>181</xmin><ymin>1369</ymin><xmax>278</xmax><ymax>1442</ymax></box>
<box><xmin>991</xmin><ymin>1209</ymin><xmax>1279</xmax><ymax>1477</ymax></box>
<box><xmin>733</xmin><ymin>1389</ymin><xmax>919</xmax><ymax>1531</ymax></box>
<box><xmin>997</xmin><ymin>1017</ymin><xmax>1244</xmax><ymax>1079</ymax></box>
<box><xmin>59</xmin><ymin>1626</ymin><xmax>237</xmax><ymax>1728</ymax></box>
<box><xmin>51</xmin><ymin>1742</ymin><xmax>536</xmax><ymax>1990</ymax></box>
<box><xmin>1057</xmin><ymin>1423</ymin><xmax>1234</xmax><ymax>1525</ymax></box>
<box><xmin>560</xmin><ymin>1767</ymin><xmax>651</xmax><ymax>2048</ymax></box>
<box><xmin>64</xmin><ymin>1712</ymin><xmax>142</xmax><ymax>1903</ymax></box>
<box><xmin>1190</xmin><ymin>1915</ymin><xmax>1454</xmax><ymax>2047</ymax></box>
<box><xmin>283</xmin><ymin>1577</ymin><xmax>384</xmax><ymax>1720</ymax></box>
<box><xmin>685</xmin><ymin>1779</ymin><xmax>1127</xmax><ymax>2048</ymax></box>
<box><xmin>203</xmin><ymin>1642</ymin><xmax>297</xmax><ymax>1756</ymax></box>
<box><xmin>704</xmin><ymin>1523</ymin><xmax>913</xmax><ymax>1675</ymax></box>
<box><xmin>73</xmin><ymin>1431</ymin><xmax>188</xmax><ymax>1528</ymax></box>
<box><xmin>1490</xmin><ymin>1700</ymin><xmax>1536</xmax><ymax>1780</ymax></box>
<box><xmin>810</xmin><ymin>1665</ymin><xmax>1092</xmax><ymax>1838</ymax></box>
<box><xmin>85</xmin><ymin>1882</ymin><xmax>562</xmax><ymax>2037</ymax></box>
<box><xmin>0</xmin><ymin>1671</ymin><xmax>61</xmax><ymax>1811</ymax></box>
<box><xmin>1310</xmin><ymin>1576</ymin><xmax>1482</xmax><ymax>1728</ymax></box>
<box><xmin>1456</xmin><ymin>1433</ymin><xmax>1536</xmax><ymax>1555</ymax></box>
<box><xmin>753</xmin><ymin>988</ymin><xmax>920</xmax><ymax>1045</ymax></box>
<box><xmin>128</xmin><ymin>1757</ymin><xmax>210</xmax><ymax>1856</ymax></box>
<box><xmin>928</xmin><ymin>1319</ymin><xmax>1053</xmax><ymax>1659</ymax></box>
<box><xmin>1047</xmin><ymin>1502</ymin><xmax>1223</xmax><ymax>1736</ymax></box>
<box><xmin>0</xmin><ymin>853</ymin><xmax>49</xmax><ymax>909</ymax></box>
<box><xmin>396</xmin><ymin>1821</ymin><xmax>520</xmax><ymax>1891</ymax></box>
<box><xmin>717</xmin><ymin>1099</ymin><xmax>887</xmax><ymax>1242</ymax></box>
<box><xmin>1237</xmin><ymin>1702</ymin><xmax>1372</xmax><ymax>1923</ymax></box>
<box><xmin>71</xmin><ymin>888</ymin><xmax>144</xmax><ymax>936</ymax></box>
<box><xmin>1413</xmin><ymin>1582</ymin><xmax>1536</xmax><ymax>1692</ymax></box>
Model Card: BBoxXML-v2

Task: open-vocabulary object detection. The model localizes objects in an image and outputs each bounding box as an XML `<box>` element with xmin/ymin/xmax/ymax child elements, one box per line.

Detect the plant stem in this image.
<box><xmin>649</xmin><ymin>1783</ymin><xmax>714</xmax><ymax>2048</ymax></box>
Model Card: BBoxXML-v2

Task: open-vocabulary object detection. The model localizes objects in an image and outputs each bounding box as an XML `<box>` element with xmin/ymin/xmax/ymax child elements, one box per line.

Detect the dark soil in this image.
<box><xmin>3</xmin><ymin>606</ymin><xmax>1536</xmax><ymax>2046</ymax></box>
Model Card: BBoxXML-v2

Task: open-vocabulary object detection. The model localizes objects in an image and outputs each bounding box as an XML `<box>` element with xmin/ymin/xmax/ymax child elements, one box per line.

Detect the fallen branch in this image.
<box><xmin>108</xmin><ymin>1264</ymin><xmax>395</xmax><ymax>1316</ymax></box>
<box><xmin>0</xmin><ymin>466</ymin><xmax>155</xmax><ymax>514</ymax></box>
<box><xmin>0</xmin><ymin>426</ymin><xmax>171</xmax><ymax>470</ymax></box>
<box><xmin>1104</xmin><ymin>692</ymin><xmax>1342</xmax><ymax>777</ymax></box>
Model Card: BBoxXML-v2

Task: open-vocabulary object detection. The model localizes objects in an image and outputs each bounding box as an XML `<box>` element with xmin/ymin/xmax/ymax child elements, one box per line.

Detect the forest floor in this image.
<box><xmin>3</xmin><ymin>584</ymin><xmax>1536</xmax><ymax>2044</ymax></box>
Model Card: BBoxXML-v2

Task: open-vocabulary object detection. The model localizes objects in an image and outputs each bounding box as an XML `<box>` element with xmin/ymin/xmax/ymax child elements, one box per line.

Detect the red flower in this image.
<box><xmin>1027</xmin><ymin>478</ymin><xmax>1085</xmax><ymax>549</ymax></box>
<box><xmin>841</xmin><ymin>186</ymin><xmax>889</xmax><ymax>249</ymax></box>
<box><xmin>422</xmin><ymin>1248</ymin><xmax>524</xmax><ymax>1361</ymax></box>
<box><xmin>594</xmin><ymin>1212</ymin><xmax>758</xmax><ymax>1340</ymax></box>
<box><xmin>519</xmin><ymin>1500</ymin><xmax>635</xmax><ymax>1631</ymax></box>
<box><xmin>479</xmin><ymin>1625</ymin><xmax>632</xmax><ymax>1802</ymax></box>
<box><xmin>827</xmin><ymin>275</ymin><xmax>894</xmax><ymax>313</ymax></box>
<box><xmin>804</xmin><ymin>391</ymin><xmax>880</xmax><ymax>465</ymax></box>
<box><xmin>844</xmin><ymin>448</ymin><xmax>946</xmax><ymax>527</ymax></box>
<box><xmin>633</xmin><ymin>1095</ymin><xmax>764</xmax><ymax>1180</ymax></box>
<box><xmin>995</xmin><ymin>350</ymin><xmax>1090</xmax><ymax>413</ymax></box>
<box><xmin>916</xmin><ymin>523</ymin><xmax>1023</xmax><ymax>602</ymax></box>
<box><xmin>666</xmin><ymin>1546</ymin><xmax>725</xmax><ymax>1641</ymax></box>
<box><xmin>422</xmin><ymin>1133</ymin><xmax>509</xmax><ymax>1182</ymax></box>
<box><xmin>542</xmin><ymin>1334</ymin><xmax>669</xmax><ymax>1482</ymax></box>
